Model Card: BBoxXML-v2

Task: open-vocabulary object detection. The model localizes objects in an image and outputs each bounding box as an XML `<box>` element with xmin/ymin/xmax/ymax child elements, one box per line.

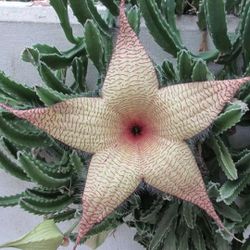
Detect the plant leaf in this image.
<box><xmin>197</xmin><ymin>1</ymin><xmax>206</xmax><ymax>31</ymax></box>
<box><xmin>162</xmin><ymin>226</ymin><xmax>177</xmax><ymax>250</ymax></box>
<box><xmin>191</xmin><ymin>59</ymin><xmax>214</xmax><ymax>81</ymax></box>
<box><xmin>50</xmin><ymin>0</ymin><xmax>78</xmax><ymax>44</ymax></box>
<box><xmin>0</xmin><ymin>72</ymin><xmax>39</xmax><ymax>105</ymax></box>
<box><xmin>38</xmin><ymin>63</ymin><xmax>72</xmax><ymax>94</ymax></box>
<box><xmin>177</xmin><ymin>229</ymin><xmax>189</xmax><ymax>250</ymax></box>
<box><xmin>204</xmin><ymin>0</ymin><xmax>232</xmax><ymax>52</ymax></box>
<box><xmin>71</xmin><ymin>57</ymin><xmax>88</xmax><ymax>92</ymax></box>
<box><xmin>209</xmin><ymin>136</ymin><xmax>238</xmax><ymax>180</ymax></box>
<box><xmin>0</xmin><ymin>193</ymin><xmax>24</xmax><ymax>207</ymax></box>
<box><xmin>139</xmin><ymin>0</ymin><xmax>183</xmax><ymax>56</ymax></box>
<box><xmin>177</xmin><ymin>50</ymin><xmax>194</xmax><ymax>82</ymax></box>
<box><xmin>35</xmin><ymin>86</ymin><xmax>71</xmax><ymax>106</ymax></box>
<box><xmin>236</xmin><ymin>150</ymin><xmax>250</xmax><ymax>169</ymax></box>
<box><xmin>182</xmin><ymin>202</ymin><xmax>196</xmax><ymax>229</ymax></box>
<box><xmin>164</xmin><ymin>0</ymin><xmax>180</xmax><ymax>39</ymax></box>
<box><xmin>191</xmin><ymin>228</ymin><xmax>206</xmax><ymax>250</ymax></box>
<box><xmin>69</xmin><ymin>0</ymin><xmax>92</xmax><ymax>26</ymax></box>
<box><xmin>0</xmin><ymin>139</ymin><xmax>30</xmax><ymax>181</ymax></box>
<box><xmin>85</xmin><ymin>230</ymin><xmax>112</xmax><ymax>250</ymax></box>
<box><xmin>160</xmin><ymin>60</ymin><xmax>177</xmax><ymax>83</ymax></box>
<box><xmin>149</xmin><ymin>203</ymin><xmax>179</xmax><ymax>250</ymax></box>
<box><xmin>19</xmin><ymin>153</ymin><xmax>71</xmax><ymax>188</ymax></box>
<box><xmin>84</xmin><ymin>20</ymin><xmax>104</xmax><ymax>73</ymax></box>
<box><xmin>99</xmin><ymin>0</ymin><xmax>119</xmax><ymax>16</ymax></box>
<box><xmin>20</xmin><ymin>193</ymin><xmax>73</xmax><ymax>215</ymax></box>
<box><xmin>219</xmin><ymin>174</ymin><xmax>250</xmax><ymax>204</ymax></box>
<box><xmin>213</xmin><ymin>100</ymin><xmax>249</xmax><ymax>135</ymax></box>
<box><xmin>0</xmin><ymin>220</ymin><xmax>64</xmax><ymax>250</ymax></box>
<box><xmin>22</xmin><ymin>41</ymin><xmax>85</xmax><ymax>70</ymax></box>
<box><xmin>242</xmin><ymin>6</ymin><xmax>250</xmax><ymax>62</ymax></box>
<box><xmin>0</xmin><ymin>114</ymin><xmax>52</xmax><ymax>148</ymax></box>
<box><xmin>48</xmin><ymin>209</ymin><xmax>76</xmax><ymax>223</ymax></box>
<box><xmin>127</xmin><ymin>5</ymin><xmax>141</xmax><ymax>34</ymax></box>
<box><xmin>214</xmin><ymin>203</ymin><xmax>242</xmax><ymax>222</ymax></box>
<box><xmin>86</xmin><ymin>0</ymin><xmax>111</xmax><ymax>37</ymax></box>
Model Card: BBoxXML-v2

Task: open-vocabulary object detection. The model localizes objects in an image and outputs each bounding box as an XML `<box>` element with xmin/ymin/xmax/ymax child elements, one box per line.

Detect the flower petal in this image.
<box><xmin>0</xmin><ymin>98</ymin><xmax>120</xmax><ymax>153</ymax></box>
<box><xmin>102</xmin><ymin>1</ymin><xmax>159</xmax><ymax>114</ymax></box>
<box><xmin>141</xmin><ymin>137</ymin><xmax>223</xmax><ymax>227</ymax></box>
<box><xmin>156</xmin><ymin>78</ymin><xmax>249</xmax><ymax>140</ymax></box>
<box><xmin>75</xmin><ymin>143</ymin><xmax>141</xmax><ymax>247</ymax></box>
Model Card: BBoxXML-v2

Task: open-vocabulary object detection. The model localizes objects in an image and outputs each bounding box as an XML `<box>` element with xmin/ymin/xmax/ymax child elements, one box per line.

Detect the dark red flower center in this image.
<box><xmin>120</xmin><ymin>115</ymin><xmax>155</xmax><ymax>146</ymax></box>
<box><xmin>130</xmin><ymin>124</ymin><xmax>143</xmax><ymax>137</ymax></box>
<box><xmin>121</xmin><ymin>119</ymin><xmax>150</xmax><ymax>145</ymax></box>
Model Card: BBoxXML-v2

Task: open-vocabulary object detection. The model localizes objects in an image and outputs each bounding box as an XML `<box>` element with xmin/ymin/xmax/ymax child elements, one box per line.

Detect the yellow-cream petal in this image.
<box><xmin>75</xmin><ymin>143</ymin><xmax>141</xmax><ymax>247</ymax></box>
<box><xmin>141</xmin><ymin>137</ymin><xmax>223</xmax><ymax>227</ymax></box>
<box><xmin>0</xmin><ymin>98</ymin><xmax>121</xmax><ymax>153</ymax></box>
<box><xmin>155</xmin><ymin>78</ymin><xmax>250</xmax><ymax>140</ymax></box>
<box><xmin>102</xmin><ymin>1</ymin><xmax>159</xmax><ymax>114</ymax></box>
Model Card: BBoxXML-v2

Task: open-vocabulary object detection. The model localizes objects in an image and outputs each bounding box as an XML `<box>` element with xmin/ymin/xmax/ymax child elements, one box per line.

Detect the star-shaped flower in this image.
<box><xmin>0</xmin><ymin>0</ymin><xmax>249</xmax><ymax>249</ymax></box>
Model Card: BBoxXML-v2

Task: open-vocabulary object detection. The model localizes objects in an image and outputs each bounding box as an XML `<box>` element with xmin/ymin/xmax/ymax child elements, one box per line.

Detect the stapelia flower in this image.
<box><xmin>0</xmin><ymin>0</ymin><xmax>249</xmax><ymax>248</ymax></box>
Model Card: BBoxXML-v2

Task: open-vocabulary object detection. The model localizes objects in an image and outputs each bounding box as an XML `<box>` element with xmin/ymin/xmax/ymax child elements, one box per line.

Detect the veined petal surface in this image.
<box><xmin>75</xmin><ymin>143</ymin><xmax>141</xmax><ymax>247</ymax></box>
<box><xmin>102</xmin><ymin>2</ymin><xmax>159</xmax><ymax>114</ymax></box>
<box><xmin>156</xmin><ymin>78</ymin><xmax>249</xmax><ymax>140</ymax></box>
<box><xmin>141</xmin><ymin>137</ymin><xmax>223</xmax><ymax>227</ymax></box>
<box><xmin>0</xmin><ymin>98</ymin><xmax>121</xmax><ymax>153</ymax></box>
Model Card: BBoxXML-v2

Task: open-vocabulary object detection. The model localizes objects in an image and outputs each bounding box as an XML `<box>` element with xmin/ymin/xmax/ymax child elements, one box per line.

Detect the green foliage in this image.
<box><xmin>0</xmin><ymin>193</ymin><xmax>24</xmax><ymax>207</ymax></box>
<box><xmin>0</xmin><ymin>72</ymin><xmax>40</xmax><ymax>106</ymax></box>
<box><xmin>204</xmin><ymin>0</ymin><xmax>232</xmax><ymax>53</ymax></box>
<box><xmin>35</xmin><ymin>86</ymin><xmax>69</xmax><ymax>106</ymax></box>
<box><xmin>127</xmin><ymin>5</ymin><xmax>141</xmax><ymax>34</ymax></box>
<box><xmin>191</xmin><ymin>59</ymin><xmax>214</xmax><ymax>81</ymax></box>
<box><xmin>99</xmin><ymin>0</ymin><xmax>119</xmax><ymax>16</ymax></box>
<box><xmin>38</xmin><ymin>62</ymin><xmax>72</xmax><ymax>94</ymax></box>
<box><xmin>0</xmin><ymin>0</ymin><xmax>250</xmax><ymax>249</ymax></box>
<box><xmin>177</xmin><ymin>49</ymin><xmax>194</xmax><ymax>82</ymax></box>
<box><xmin>213</xmin><ymin>100</ymin><xmax>249</xmax><ymax>135</ymax></box>
<box><xmin>84</xmin><ymin>20</ymin><xmax>104</xmax><ymax>73</ymax></box>
<box><xmin>20</xmin><ymin>192</ymin><xmax>73</xmax><ymax>215</ymax></box>
<box><xmin>0</xmin><ymin>138</ymin><xmax>30</xmax><ymax>181</ymax></box>
<box><xmin>139</xmin><ymin>0</ymin><xmax>183</xmax><ymax>57</ymax></box>
<box><xmin>48</xmin><ymin>209</ymin><xmax>77</xmax><ymax>223</ymax></box>
<box><xmin>149</xmin><ymin>202</ymin><xmax>179</xmax><ymax>249</ymax></box>
<box><xmin>18</xmin><ymin>152</ymin><xmax>72</xmax><ymax>188</ymax></box>
<box><xmin>0</xmin><ymin>114</ymin><xmax>53</xmax><ymax>148</ymax></box>
<box><xmin>208</xmin><ymin>136</ymin><xmax>238</xmax><ymax>180</ymax></box>
<box><xmin>50</xmin><ymin>0</ymin><xmax>79</xmax><ymax>44</ymax></box>
<box><xmin>0</xmin><ymin>220</ymin><xmax>64</xmax><ymax>250</ymax></box>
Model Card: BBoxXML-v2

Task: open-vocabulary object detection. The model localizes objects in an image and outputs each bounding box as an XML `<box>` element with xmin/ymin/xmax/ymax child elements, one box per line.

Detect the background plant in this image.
<box><xmin>0</xmin><ymin>0</ymin><xmax>250</xmax><ymax>249</ymax></box>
